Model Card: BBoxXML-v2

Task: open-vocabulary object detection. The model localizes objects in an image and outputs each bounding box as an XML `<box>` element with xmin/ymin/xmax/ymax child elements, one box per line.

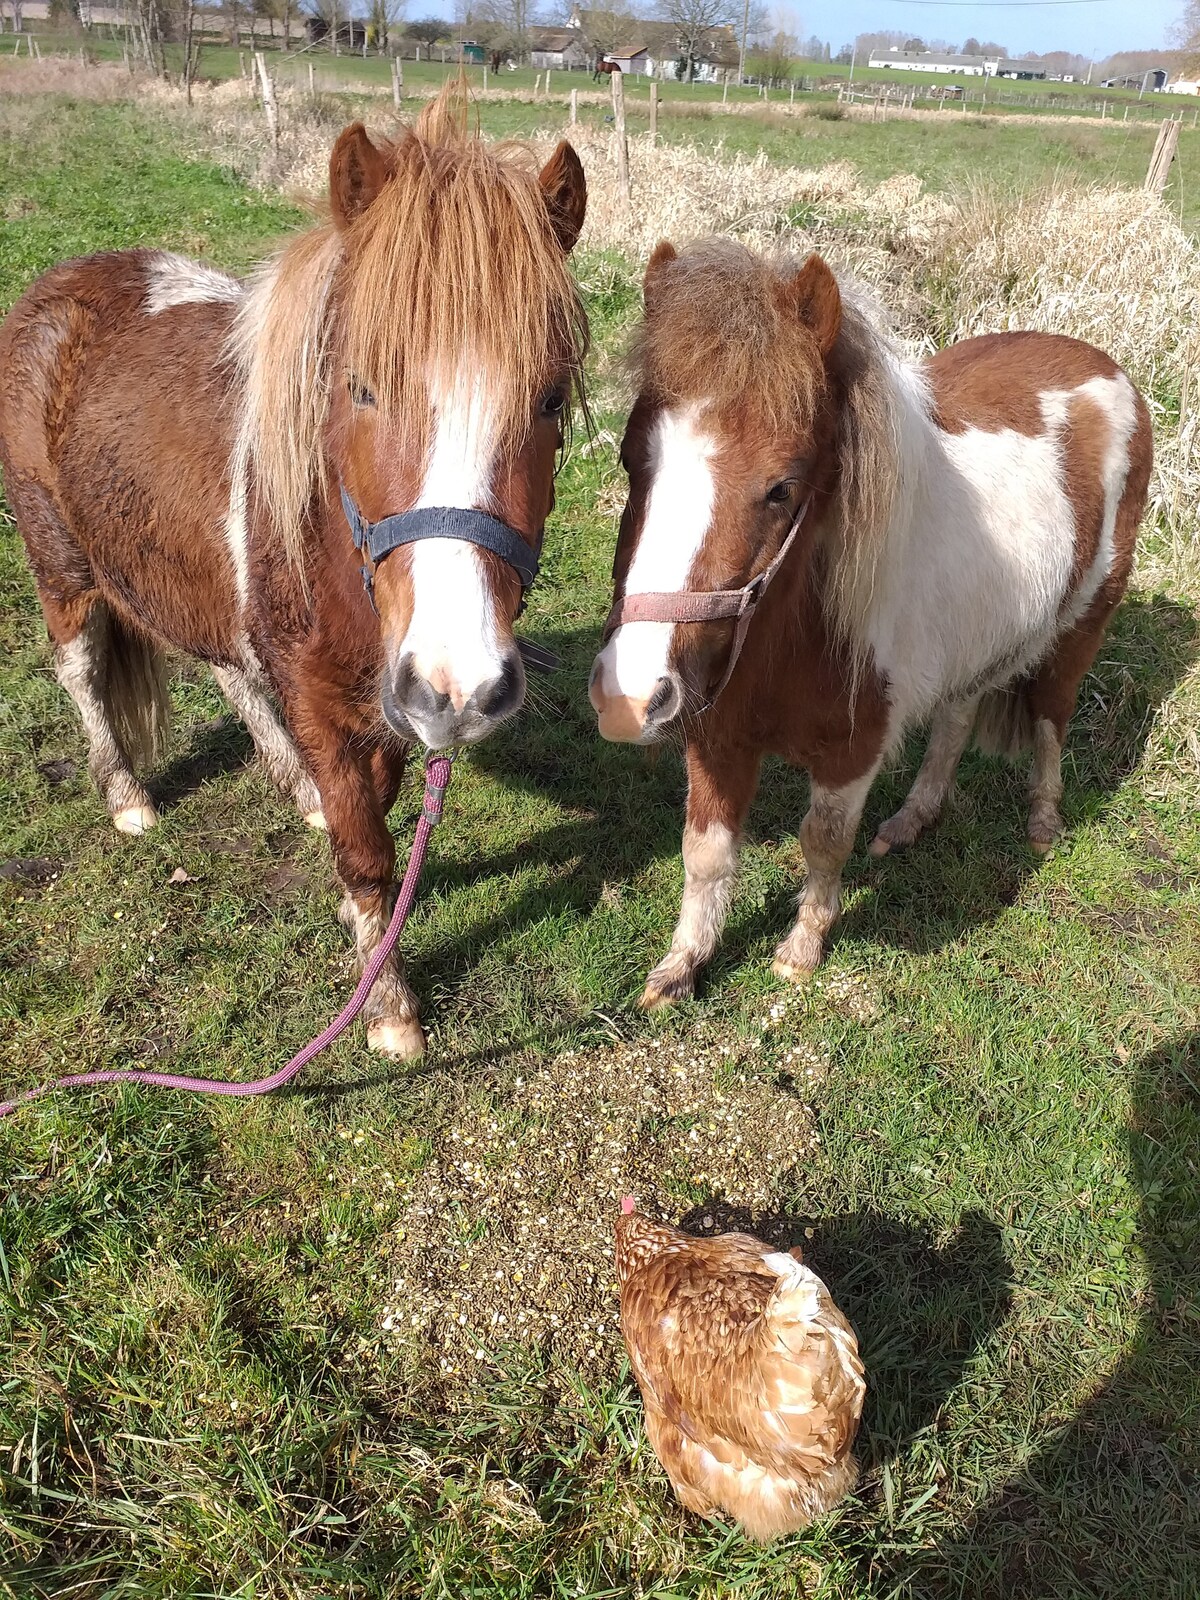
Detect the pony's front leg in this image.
<box><xmin>641</xmin><ymin>742</ymin><xmax>761</xmax><ymax>1010</ymax></box>
<box><xmin>298</xmin><ymin>723</ymin><xmax>425</xmax><ymax>1059</ymax></box>
<box><xmin>773</xmin><ymin>766</ymin><xmax>879</xmax><ymax>982</ymax></box>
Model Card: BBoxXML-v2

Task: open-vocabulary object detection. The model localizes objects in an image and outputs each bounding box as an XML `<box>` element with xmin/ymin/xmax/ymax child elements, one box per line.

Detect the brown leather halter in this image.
<box><xmin>601</xmin><ymin>494</ymin><xmax>812</xmax><ymax>714</ymax></box>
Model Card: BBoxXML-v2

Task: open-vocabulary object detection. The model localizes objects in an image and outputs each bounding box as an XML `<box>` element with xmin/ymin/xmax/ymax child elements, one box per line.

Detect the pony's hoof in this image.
<box><xmin>112</xmin><ymin>804</ymin><xmax>159</xmax><ymax>836</ymax></box>
<box><xmin>771</xmin><ymin>939</ymin><xmax>821</xmax><ymax>984</ymax></box>
<box><xmin>1027</xmin><ymin>807</ymin><xmax>1062</xmax><ymax>855</ymax></box>
<box><xmin>639</xmin><ymin>984</ymin><xmax>677</xmax><ymax>1012</ymax></box>
<box><xmin>303</xmin><ymin>810</ymin><xmax>328</xmax><ymax>831</ymax></box>
<box><xmin>367</xmin><ymin>1017</ymin><xmax>426</xmax><ymax>1059</ymax></box>
<box><xmin>639</xmin><ymin>962</ymin><xmax>695</xmax><ymax>1011</ymax></box>
<box><xmin>869</xmin><ymin>806</ymin><xmax>934</xmax><ymax>857</ymax></box>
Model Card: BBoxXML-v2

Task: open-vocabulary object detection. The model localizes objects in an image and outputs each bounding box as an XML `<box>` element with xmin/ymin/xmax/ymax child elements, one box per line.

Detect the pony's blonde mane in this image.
<box><xmin>632</xmin><ymin>239</ymin><xmax>904</xmax><ymax>657</ymax></box>
<box><xmin>231</xmin><ymin>85</ymin><xmax>587</xmax><ymax>561</ymax></box>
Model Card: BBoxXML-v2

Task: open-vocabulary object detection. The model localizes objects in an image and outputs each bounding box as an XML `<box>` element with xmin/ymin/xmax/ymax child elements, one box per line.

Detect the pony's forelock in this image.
<box><xmin>230</xmin><ymin>81</ymin><xmax>587</xmax><ymax>563</ymax></box>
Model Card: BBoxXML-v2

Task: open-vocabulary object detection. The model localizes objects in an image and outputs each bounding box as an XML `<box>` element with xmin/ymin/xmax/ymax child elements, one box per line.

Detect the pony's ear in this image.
<box><xmin>539</xmin><ymin>141</ymin><xmax>587</xmax><ymax>254</ymax></box>
<box><xmin>644</xmin><ymin>240</ymin><xmax>677</xmax><ymax>299</ymax></box>
<box><xmin>329</xmin><ymin>123</ymin><xmax>389</xmax><ymax>230</ymax></box>
<box><xmin>778</xmin><ymin>253</ymin><xmax>842</xmax><ymax>359</ymax></box>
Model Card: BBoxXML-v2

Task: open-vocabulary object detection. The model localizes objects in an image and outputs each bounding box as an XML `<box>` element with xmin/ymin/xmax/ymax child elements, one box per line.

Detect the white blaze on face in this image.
<box><xmin>398</xmin><ymin>364</ymin><xmax>509</xmax><ymax>710</ymax></box>
<box><xmin>590</xmin><ymin>404</ymin><xmax>717</xmax><ymax>720</ymax></box>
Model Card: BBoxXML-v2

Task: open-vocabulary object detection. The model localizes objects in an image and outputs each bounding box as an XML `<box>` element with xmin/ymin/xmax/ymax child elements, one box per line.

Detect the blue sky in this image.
<box><xmin>802</xmin><ymin>0</ymin><xmax>1179</xmax><ymax>57</ymax></box>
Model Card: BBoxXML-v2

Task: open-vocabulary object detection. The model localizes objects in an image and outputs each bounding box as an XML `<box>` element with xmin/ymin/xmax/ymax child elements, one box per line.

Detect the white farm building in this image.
<box><xmin>868</xmin><ymin>49</ymin><xmax>1046</xmax><ymax>81</ymax></box>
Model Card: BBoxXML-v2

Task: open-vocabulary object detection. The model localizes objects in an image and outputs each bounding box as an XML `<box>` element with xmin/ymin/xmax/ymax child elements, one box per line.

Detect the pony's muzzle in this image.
<box><xmin>383</xmin><ymin>649</ymin><xmax>525</xmax><ymax>748</ymax></box>
<box><xmin>589</xmin><ymin>658</ymin><xmax>681</xmax><ymax>743</ymax></box>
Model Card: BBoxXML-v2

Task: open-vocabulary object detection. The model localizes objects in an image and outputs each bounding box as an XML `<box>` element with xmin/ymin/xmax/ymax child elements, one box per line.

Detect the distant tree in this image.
<box><xmin>1174</xmin><ymin>0</ymin><xmax>1200</xmax><ymax>68</ymax></box>
<box><xmin>834</xmin><ymin>41</ymin><xmax>851</xmax><ymax>63</ymax></box>
<box><xmin>853</xmin><ymin>31</ymin><xmax>901</xmax><ymax>59</ymax></box>
<box><xmin>962</xmin><ymin>34</ymin><xmax>980</xmax><ymax>54</ymax></box>
<box><xmin>408</xmin><ymin>13</ymin><xmax>447</xmax><ymax>42</ymax></box>
<box><xmin>657</xmin><ymin>0</ymin><xmax>737</xmax><ymax>81</ymax></box>
<box><xmin>978</xmin><ymin>38</ymin><xmax>1007</xmax><ymax>55</ymax></box>
<box><xmin>366</xmin><ymin>0</ymin><xmax>405</xmax><ymax>51</ymax></box>
<box><xmin>474</xmin><ymin>0</ymin><xmax>533</xmax><ymax>54</ymax></box>
<box><xmin>799</xmin><ymin>31</ymin><xmax>822</xmax><ymax>59</ymax></box>
<box><xmin>902</xmin><ymin>35</ymin><xmax>925</xmax><ymax>51</ymax></box>
<box><xmin>749</xmin><ymin>25</ymin><xmax>797</xmax><ymax>81</ymax></box>
<box><xmin>576</xmin><ymin>0</ymin><xmax>634</xmax><ymax>60</ymax></box>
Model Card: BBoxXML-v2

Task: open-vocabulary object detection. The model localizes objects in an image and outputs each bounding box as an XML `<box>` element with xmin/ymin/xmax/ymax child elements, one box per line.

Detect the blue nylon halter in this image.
<box><xmin>339</xmin><ymin>485</ymin><xmax>540</xmax><ymax>614</ymax></box>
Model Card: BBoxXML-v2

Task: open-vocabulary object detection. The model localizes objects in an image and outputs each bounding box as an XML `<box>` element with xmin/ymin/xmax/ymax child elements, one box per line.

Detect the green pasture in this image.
<box><xmin>0</xmin><ymin>94</ymin><xmax>1198</xmax><ymax>1600</ymax></box>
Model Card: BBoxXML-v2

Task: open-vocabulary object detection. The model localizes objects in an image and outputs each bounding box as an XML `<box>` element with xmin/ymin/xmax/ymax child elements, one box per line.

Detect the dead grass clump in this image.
<box><xmin>928</xmin><ymin>182</ymin><xmax>1200</xmax><ymax>577</ymax></box>
<box><xmin>379</xmin><ymin>1000</ymin><xmax>825</xmax><ymax>1391</ymax></box>
<box><xmin>0</xmin><ymin>55</ymin><xmax>135</xmax><ymax>101</ymax></box>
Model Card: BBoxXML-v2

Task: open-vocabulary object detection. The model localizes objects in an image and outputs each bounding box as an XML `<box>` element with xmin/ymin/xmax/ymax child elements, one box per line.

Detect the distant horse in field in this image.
<box><xmin>593</xmin><ymin>57</ymin><xmax>620</xmax><ymax>82</ymax></box>
<box><xmin>590</xmin><ymin>239</ymin><xmax>1152</xmax><ymax>1007</ymax></box>
<box><xmin>0</xmin><ymin>86</ymin><xmax>588</xmax><ymax>1058</ymax></box>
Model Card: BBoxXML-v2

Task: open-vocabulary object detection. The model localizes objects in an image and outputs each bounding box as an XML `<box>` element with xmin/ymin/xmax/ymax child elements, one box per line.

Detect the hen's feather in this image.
<box><xmin>614</xmin><ymin>1216</ymin><xmax>865</xmax><ymax>1540</ymax></box>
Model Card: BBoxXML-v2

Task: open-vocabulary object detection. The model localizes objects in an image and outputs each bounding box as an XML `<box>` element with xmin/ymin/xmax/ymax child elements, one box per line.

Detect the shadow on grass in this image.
<box><xmin>421</xmin><ymin>590</ymin><xmax>1196</xmax><ymax>1000</ymax></box>
<box><xmin>874</xmin><ymin>1032</ymin><xmax>1200</xmax><ymax>1600</ymax></box>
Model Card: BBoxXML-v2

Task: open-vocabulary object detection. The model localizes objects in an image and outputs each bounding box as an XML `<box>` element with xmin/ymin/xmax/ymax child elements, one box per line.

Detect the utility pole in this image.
<box><xmin>737</xmin><ymin>0</ymin><xmax>749</xmax><ymax>84</ymax></box>
<box><xmin>849</xmin><ymin>43</ymin><xmax>856</xmax><ymax>83</ymax></box>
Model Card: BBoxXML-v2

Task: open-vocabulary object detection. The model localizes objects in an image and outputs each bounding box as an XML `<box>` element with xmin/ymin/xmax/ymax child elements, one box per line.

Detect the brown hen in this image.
<box><xmin>614</xmin><ymin>1202</ymin><xmax>865</xmax><ymax>1540</ymax></box>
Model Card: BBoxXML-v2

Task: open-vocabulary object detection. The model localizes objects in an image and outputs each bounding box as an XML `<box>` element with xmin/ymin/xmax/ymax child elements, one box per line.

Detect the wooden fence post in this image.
<box><xmin>483</xmin><ymin>64</ymin><xmax>488</xmax><ymax>93</ymax></box>
<box><xmin>611</xmin><ymin>67</ymin><xmax>630</xmax><ymax>203</ymax></box>
<box><xmin>1146</xmin><ymin>116</ymin><xmax>1181</xmax><ymax>194</ymax></box>
<box><xmin>649</xmin><ymin>80</ymin><xmax>658</xmax><ymax>145</ymax></box>
<box><xmin>255</xmin><ymin>51</ymin><xmax>279</xmax><ymax>150</ymax></box>
<box><xmin>391</xmin><ymin>56</ymin><xmax>400</xmax><ymax>106</ymax></box>
<box><xmin>238</xmin><ymin>49</ymin><xmax>246</xmax><ymax>78</ymax></box>
<box><xmin>308</xmin><ymin>59</ymin><xmax>314</xmax><ymax>95</ymax></box>
<box><xmin>721</xmin><ymin>76</ymin><xmax>728</xmax><ymax>105</ymax></box>
<box><xmin>570</xmin><ymin>86</ymin><xmax>577</xmax><ymax>124</ymax></box>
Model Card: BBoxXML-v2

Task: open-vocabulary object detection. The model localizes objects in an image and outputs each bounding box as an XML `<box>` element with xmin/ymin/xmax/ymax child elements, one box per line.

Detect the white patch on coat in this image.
<box><xmin>144</xmin><ymin>252</ymin><xmax>242</xmax><ymax>315</ymax></box>
<box><xmin>224</xmin><ymin>434</ymin><xmax>251</xmax><ymax>610</ymax></box>
<box><xmin>591</xmin><ymin>404</ymin><xmax>717</xmax><ymax>705</ymax></box>
<box><xmin>1058</xmin><ymin>372</ymin><xmax>1140</xmax><ymax>624</ymax></box>
<box><xmin>861</xmin><ymin>358</ymin><xmax>1136</xmax><ymax>735</ymax></box>
<box><xmin>397</xmin><ymin>366</ymin><xmax>507</xmax><ymax>711</ymax></box>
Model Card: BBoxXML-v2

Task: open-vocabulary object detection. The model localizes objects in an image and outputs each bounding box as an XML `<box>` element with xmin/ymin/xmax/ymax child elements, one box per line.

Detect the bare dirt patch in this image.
<box><xmin>378</xmin><ymin>991</ymin><xmax>845</xmax><ymax>1390</ymax></box>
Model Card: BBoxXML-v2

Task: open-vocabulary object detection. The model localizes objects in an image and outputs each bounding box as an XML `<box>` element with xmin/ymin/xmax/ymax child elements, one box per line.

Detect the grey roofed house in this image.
<box><xmin>530</xmin><ymin>27</ymin><xmax>590</xmax><ymax>69</ymax></box>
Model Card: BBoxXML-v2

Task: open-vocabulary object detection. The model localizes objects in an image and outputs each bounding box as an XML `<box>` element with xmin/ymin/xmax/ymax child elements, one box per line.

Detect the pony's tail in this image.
<box><xmin>973</xmin><ymin>677</ymin><xmax>1034</xmax><ymax>758</ymax></box>
<box><xmin>105</xmin><ymin>613</ymin><xmax>171</xmax><ymax>770</ymax></box>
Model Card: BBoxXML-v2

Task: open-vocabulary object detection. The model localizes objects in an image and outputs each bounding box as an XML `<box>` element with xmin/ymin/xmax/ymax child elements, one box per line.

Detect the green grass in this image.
<box><xmin>1</xmin><ymin>96</ymin><xmax>1199</xmax><ymax>1600</ymax></box>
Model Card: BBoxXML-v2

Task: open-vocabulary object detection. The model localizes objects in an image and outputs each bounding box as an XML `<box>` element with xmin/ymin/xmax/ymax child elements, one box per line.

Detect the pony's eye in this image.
<box><xmin>766</xmin><ymin>480</ymin><xmax>794</xmax><ymax>504</ymax></box>
<box><xmin>348</xmin><ymin>376</ymin><xmax>376</xmax><ymax>408</ymax></box>
<box><xmin>541</xmin><ymin>389</ymin><xmax>566</xmax><ymax>417</ymax></box>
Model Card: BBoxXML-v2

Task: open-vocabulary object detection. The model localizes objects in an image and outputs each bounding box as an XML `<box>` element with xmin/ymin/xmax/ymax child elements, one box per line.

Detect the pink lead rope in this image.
<box><xmin>0</xmin><ymin>753</ymin><xmax>454</xmax><ymax>1119</ymax></box>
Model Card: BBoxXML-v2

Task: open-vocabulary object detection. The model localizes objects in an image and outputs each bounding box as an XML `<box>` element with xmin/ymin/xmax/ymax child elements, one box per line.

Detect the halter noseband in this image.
<box><xmin>601</xmin><ymin>495</ymin><xmax>812</xmax><ymax>715</ymax></box>
<box><xmin>340</xmin><ymin>485</ymin><xmax>541</xmax><ymax>616</ymax></box>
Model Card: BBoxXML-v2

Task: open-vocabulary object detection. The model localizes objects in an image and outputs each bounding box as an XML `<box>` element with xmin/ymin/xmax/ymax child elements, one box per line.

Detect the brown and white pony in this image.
<box><xmin>590</xmin><ymin>239</ymin><xmax>1152</xmax><ymax>1007</ymax></box>
<box><xmin>0</xmin><ymin>88</ymin><xmax>588</xmax><ymax>1057</ymax></box>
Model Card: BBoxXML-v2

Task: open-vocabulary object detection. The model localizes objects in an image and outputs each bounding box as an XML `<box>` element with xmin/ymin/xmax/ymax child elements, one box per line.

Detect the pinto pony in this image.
<box><xmin>0</xmin><ymin>88</ymin><xmax>588</xmax><ymax>1057</ymax></box>
<box><xmin>590</xmin><ymin>240</ymin><xmax>1152</xmax><ymax>1007</ymax></box>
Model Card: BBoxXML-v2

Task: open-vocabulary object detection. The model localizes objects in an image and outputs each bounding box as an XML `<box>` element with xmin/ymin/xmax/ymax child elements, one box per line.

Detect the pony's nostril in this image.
<box><xmin>391</xmin><ymin>655</ymin><xmax>451</xmax><ymax>719</ymax></box>
<box><xmin>644</xmin><ymin>675</ymin><xmax>680</xmax><ymax>726</ymax></box>
<box><xmin>474</xmin><ymin>654</ymin><xmax>523</xmax><ymax>722</ymax></box>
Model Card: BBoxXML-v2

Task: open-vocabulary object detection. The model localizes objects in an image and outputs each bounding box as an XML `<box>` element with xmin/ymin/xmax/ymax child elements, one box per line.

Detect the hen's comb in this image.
<box><xmin>621</xmin><ymin>1195</ymin><xmax>636</xmax><ymax>1215</ymax></box>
